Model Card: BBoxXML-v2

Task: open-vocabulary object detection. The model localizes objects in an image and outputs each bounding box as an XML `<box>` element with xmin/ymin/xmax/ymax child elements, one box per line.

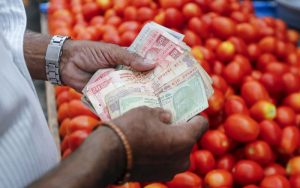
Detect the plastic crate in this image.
<box><xmin>253</xmin><ymin>1</ymin><xmax>277</xmax><ymax>18</ymax></box>
<box><xmin>276</xmin><ymin>0</ymin><xmax>300</xmax><ymax>30</ymax></box>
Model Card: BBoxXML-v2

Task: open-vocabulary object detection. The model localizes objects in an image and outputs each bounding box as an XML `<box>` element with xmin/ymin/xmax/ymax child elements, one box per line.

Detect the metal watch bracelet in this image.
<box><xmin>45</xmin><ymin>35</ymin><xmax>70</xmax><ymax>85</ymax></box>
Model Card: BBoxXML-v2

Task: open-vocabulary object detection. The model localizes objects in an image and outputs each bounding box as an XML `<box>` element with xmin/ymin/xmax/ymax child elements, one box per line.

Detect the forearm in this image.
<box><xmin>24</xmin><ymin>31</ymin><xmax>51</xmax><ymax>80</ymax></box>
<box><xmin>28</xmin><ymin>126</ymin><xmax>125</xmax><ymax>188</ymax></box>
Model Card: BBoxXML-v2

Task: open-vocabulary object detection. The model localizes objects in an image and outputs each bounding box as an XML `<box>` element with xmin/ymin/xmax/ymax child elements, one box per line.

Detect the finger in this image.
<box><xmin>107</xmin><ymin>45</ymin><xmax>156</xmax><ymax>71</ymax></box>
<box><xmin>177</xmin><ymin>116</ymin><xmax>209</xmax><ymax>141</ymax></box>
<box><xmin>152</xmin><ymin>107</ymin><xmax>172</xmax><ymax>124</ymax></box>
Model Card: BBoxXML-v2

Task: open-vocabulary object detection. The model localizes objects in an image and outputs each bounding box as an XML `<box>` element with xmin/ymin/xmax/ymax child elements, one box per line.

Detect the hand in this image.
<box><xmin>60</xmin><ymin>40</ymin><xmax>156</xmax><ymax>91</ymax></box>
<box><xmin>109</xmin><ymin>106</ymin><xmax>208</xmax><ymax>182</ymax></box>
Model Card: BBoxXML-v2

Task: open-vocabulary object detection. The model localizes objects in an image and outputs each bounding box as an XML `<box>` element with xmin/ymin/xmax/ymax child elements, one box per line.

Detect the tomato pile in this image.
<box><xmin>50</xmin><ymin>0</ymin><xmax>300</xmax><ymax>187</ymax></box>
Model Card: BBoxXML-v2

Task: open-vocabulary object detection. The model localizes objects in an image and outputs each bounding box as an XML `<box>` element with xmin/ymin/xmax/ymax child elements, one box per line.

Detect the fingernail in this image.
<box><xmin>143</xmin><ymin>58</ymin><xmax>156</xmax><ymax>65</ymax></box>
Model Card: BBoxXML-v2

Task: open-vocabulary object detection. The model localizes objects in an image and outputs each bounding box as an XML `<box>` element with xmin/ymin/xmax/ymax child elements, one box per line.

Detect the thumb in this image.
<box><xmin>179</xmin><ymin>116</ymin><xmax>209</xmax><ymax>141</ymax></box>
<box><xmin>110</xmin><ymin>45</ymin><xmax>156</xmax><ymax>71</ymax></box>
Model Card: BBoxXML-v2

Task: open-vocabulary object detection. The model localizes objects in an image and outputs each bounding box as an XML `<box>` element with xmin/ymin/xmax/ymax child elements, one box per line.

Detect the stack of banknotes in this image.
<box><xmin>82</xmin><ymin>22</ymin><xmax>214</xmax><ymax>123</ymax></box>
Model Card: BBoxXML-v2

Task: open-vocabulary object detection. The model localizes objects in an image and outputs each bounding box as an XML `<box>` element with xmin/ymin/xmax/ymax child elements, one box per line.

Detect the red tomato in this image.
<box><xmin>283</xmin><ymin>73</ymin><xmax>300</xmax><ymax>94</ymax></box>
<box><xmin>61</xmin><ymin>135</ymin><xmax>70</xmax><ymax>152</ymax></box>
<box><xmin>278</xmin><ymin>126</ymin><xmax>300</xmax><ymax>155</ymax></box>
<box><xmin>258</xmin><ymin>36</ymin><xmax>276</xmax><ymax>54</ymax></box>
<box><xmin>286</xmin><ymin>29</ymin><xmax>299</xmax><ymax>44</ymax></box>
<box><xmin>82</xmin><ymin>2</ymin><xmax>101</xmax><ymax>21</ymax></box>
<box><xmin>159</xmin><ymin>0</ymin><xmax>183</xmax><ymax>9</ymax></box>
<box><xmin>241</xmin><ymin>81</ymin><xmax>270</xmax><ymax>106</ymax></box>
<box><xmin>193</xmin><ymin>150</ymin><xmax>216</xmax><ymax>175</ymax></box>
<box><xmin>256</xmin><ymin>53</ymin><xmax>277</xmax><ymax>71</ymax></box>
<box><xmin>188</xmin><ymin>17</ymin><xmax>209</xmax><ymax>39</ymax></box>
<box><xmin>224</xmin><ymin>114</ymin><xmax>260</xmax><ymax>142</ymax></box>
<box><xmin>216</xmin><ymin>41</ymin><xmax>236</xmax><ymax>62</ymax></box>
<box><xmin>265</xmin><ymin>62</ymin><xmax>289</xmax><ymax>76</ymax></box>
<box><xmin>290</xmin><ymin>174</ymin><xmax>300</xmax><ymax>188</ymax></box>
<box><xmin>56</xmin><ymin>91</ymin><xmax>70</xmax><ymax>107</ymax></box>
<box><xmin>131</xmin><ymin>0</ymin><xmax>151</xmax><ymax>7</ymax></box>
<box><xmin>216</xmin><ymin>154</ymin><xmax>236</xmax><ymax>171</ymax></box>
<box><xmin>123</xmin><ymin>6</ymin><xmax>137</xmax><ymax>21</ymax></box>
<box><xmin>166</xmin><ymin>172</ymin><xmax>202</xmax><ymax>188</ymax></box>
<box><xmin>183</xmin><ymin>30</ymin><xmax>201</xmax><ymax>47</ymax></box>
<box><xmin>212</xmin><ymin>60</ymin><xmax>225</xmax><ymax>75</ymax></box>
<box><xmin>62</xmin><ymin>148</ymin><xmax>72</xmax><ymax>159</ymax></box>
<box><xmin>137</xmin><ymin>7</ymin><xmax>154</xmax><ymax>22</ymax></box>
<box><xmin>236</xmin><ymin>23</ymin><xmax>257</xmax><ymax>43</ymax></box>
<box><xmin>243</xmin><ymin>185</ymin><xmax>259</xmax><ymax>188</ymax></box>
<box><xmin>207</xmin><ymin>89</ymin><xmax>225</xmax><ymax>115</ymax></box>
<box><xmin>259</xmin><ymin>120</ymin><xmax>282</xmax><ymax>146</ymax></box>
<box><xmin>164</xmin><ymin>8</ymin><xmax>184</xmax><ymax>28</ymax></box>
<box><xmin>264</xmin><ymin>163</ymin><xmax>286</xmax><ymax>176</ymax></box>
<box><xmin>120</xmin><ymin>31</ymin><xmax>137</xmax><ymax>47</ymax></box>
<box><xmin>250</xmin><ymin>100</ymin><xmax>276</xmax><ymax>121</ymax></box>
<box><xmin>200</xmin><ymin>130</ymin><xmax>230</xmax><ymax>155</ymax></box>
<box><xmin>68</xmin><ymin>130</ymin><xmax>89</xmax><ymax>151</ymax></box>
<box><xmin>276</xmin><ymin>106</ymin><xmax>296</xmax><ymax>127</ymax></box>
<box><xmin>260</xmin><ymin>175</ymin><xmax>290</xmax><ymax>188</ymax></box>
<box><xmin>57</xmin><ymin>102</ymin><xmax>70</xmax><ymax>123</ymax></box>
<box><xmin>55</xmin><ymin>86</ymin><xmax>69</xmax><ymax>97</ymax></box>
<box><xmin>287</xmin><ymin>156</ymin><xmax>300</xmax><ymax>176</ymax></box>
<box><xmin>182</xmin><ymin>3</ymin><xmax>202</xmax><ymax>19</ymax></box>
<box><xmin>118</xmin><ymin>21</ymin><xmax>140</xmax><ymax>35</ymax></box>
<box><xmin>59</xmin><ymin>118</ymin><xmax>71</xmax><ymax>138</ymax></box>
<box><xmin>188</xmin><ymin>154</ymin><xmax>196</xmax><ymax>172</ymax></box>
<box><xmin>232</xmin><ymin>160</ymin><xmax>264</xmax><ymax>185</ymax></box>
<box><xmin>284</xmin><ymin>92</ymin><xmax>300</xmax><ymax>113</ymax></box>
<box><xmin>211</xmin><ymin>16</ymin><xmax>236</xmax><ymax>39</ymax></box>
<box><xmin>212</xmin><ymin>75</ymin><xmax>229</xmax><ymax>93</ymax></box>
<box><xmin>204</xmin><ymin>169</ymin><xmax>233</xmax><ymax>188</ymax></box>
<box><xmin>228</xmin><ymin>37</ymin><xmax>248</xmax><ymax>56</ymax></box>
<box><xmin>68</xmin><ymin>115</ymin><xmax>99</xmax><ymax>134</ymax></box>
<box><xmin>260</xmin><ymin>72</ymin><xmax>284</xmax><ymax>95</ymax></box>
<box><xmin>245</xmin><ymin>140</ymin><xmax>275</xmax><ymax>165</ymax></box>
<box><xmin>68</xmin><ymin>100</ymin><xmax>98</xmax><ymax>119</ymax></box>
<box><xmin>224</xmin><ymin>95</ymin><xmax>249</xmax><ymax>116</ymax></box>
<box><xmin>275</xmin><ymin>40</ymin><xmax>287</xmax><ymax>58</ymax></box>
<box><xmin>109</xmin><ymin>182</ymin><xmax>141</xmax><ymax>188</ymax></box>
<box><xmin>223</xmin><ymin>61</ymin><xmax>246</xmax><ymax>85</ymax></box>
<box><xmin>144</xmin><ymin>183</ymin><xmax>167</xmax><ymax>188</ymax></box>
<box><xmin>233</xmin><ymin>54</ymin><xmax>252</xmax><ymax>75</ymax></box>
<box><xmin>205</xmin><ymin>38</ymin><xmax>222</xmax><ymax>52</ymax></box>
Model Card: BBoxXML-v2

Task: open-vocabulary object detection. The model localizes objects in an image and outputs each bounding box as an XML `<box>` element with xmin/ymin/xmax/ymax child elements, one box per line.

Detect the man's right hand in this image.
<box><xmin>111</xmin><ymin>106</ymin><xmax>208</xmax><ymax>182</ymax></box>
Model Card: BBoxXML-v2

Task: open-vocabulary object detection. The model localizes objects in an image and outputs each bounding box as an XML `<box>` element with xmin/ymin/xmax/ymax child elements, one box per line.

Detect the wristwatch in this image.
<box><xmin>45</xmin><ymin>35</ymin><xmax>70</xmax><ymax>85</ymax></box>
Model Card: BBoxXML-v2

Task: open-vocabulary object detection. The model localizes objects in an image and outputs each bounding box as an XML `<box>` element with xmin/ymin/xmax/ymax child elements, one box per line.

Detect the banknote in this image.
<box><xmin>82</xmin><ymin>22</ymin><xmax>214</xmax><ymax>123</ymax></box>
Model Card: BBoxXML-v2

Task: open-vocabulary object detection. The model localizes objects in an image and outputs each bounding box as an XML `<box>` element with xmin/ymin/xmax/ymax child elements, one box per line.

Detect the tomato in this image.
<box><xmin>259</xmin><ymin>120</ymin><xmax>282</xmax><ymax>146</ymax></box>
<box><xmin>283</xmin><ymin>73</ymin><xmax>300</xmax><ymax>95</ymax></box>
<box><xmin>223</xmin><ymin>61</ymin><xmax>246</xmax><ymax>85</ymax></box>
<box><xmin>224</xmin><ymin>114</ymin><xmax>260</xmax><ymax>142</ymax></box>
<box><xmin>216</xmin><ymin>154</ymin><xmax>236</xmax><ymax>171</ymax></box>
<box><xmin>68</xmin><ymin>115</ymin><xmax>99</xmax><ymax>134</ymax></box>
<box><xmin>229</xmin><ymin>37</ymin><xmax>248</xmax><ymax>56</ymax></box>
<box><xmin>216</xmin><ymin>41</ymin><xmax>235</xmax><ymax>62</ymax></box>
<box><xmin>265</xmin><ymin>62</ymin><xmax>289</xmax><ymax>76</ymax></box>
<box><xmin>120</xmin><ymin>31</ymin><xmax>137</xmax><ymax>47</ymax></box>
<box><xmin>205</xmin><ymin>38</ymin><xmax>221</xmax><ymax>52</ymax></box>
<box><xmin>258</xmin><ymin>36</ymin><xmax>276</xmax><ymax>54</ymax></box>
<box><xmin>204</xmin><ymin>169</ymin><xmax>233</xmax><ymax>188</ymax></box>
<box><xmin>284</xmin><ymin>92</ymin><xmax>300</xmax><ymax>113</ymax></box>
<box><xmin>245</xmin><ymin>140</ymin><xmax>274</xmax><ymax>165</ymax></box>
<box><xmin>290</xmin><ymin>174</ymin><xmax>300</xmax><ymax>188</ymax></box>
<box><xmin>232</xmin><ymin>160</ymin><xmax>264</xmax><ymax>185</ymax></box>
<box><xmin>207</xmin><ymin>89</ymin><xmax>225</xmax><ymax>115</ymax></box>
<box><xmin>260</xmin><ymin>72</ymin><xmax>284</xmax><ymax>96</ymax></box>
<box><xmin>82</xmin><ymin>2</ymin><xmax>101</xmax><ymax>21</ymax></box>
<box><xmin>144</xmin><ymin>183</ymin><xmax>167</xmax><ymax>188</ymax></box>
<box><xmin>62</xmin><ymin>148</ymin><xmax>72</xmax><ymax>159</ymax></box>
<box><xmin>106</xmin><ymin>16</ymin><xmax>122</xmax><ymax>27</ymax></box>
<box><xmin>188</xmin><ymin>17</ymin><xmax>209</xmax><ymax>39</ymax></box>
<box><xmin>260</xmin><ymin>175</ymin><xmax>290</xmax><ymax>188</ymax></box>
<box><xmin>188</xmin><ymin>154</ymin><xmax>196</xmax><ymax>172</ymax></box>
<box><xmin>286</xmin><ymin>52</ymin><xmax>299</xmax><ymax>66</ymax></box>
<box><xmin>233</xmin><ymin>55</ymin><xmax>252</xmax><ymax>75</ymax></box>
<box><xmin>193</xmin><ymin>150</ymin><xmax>216</xmax><ymax>175</ymax></box>
<box><xmin>212</xmin><ymin>75</ymin><xmax>228</xmax><ymax>93</ymax></box>
<box><xmin>56</xmin><ymin>91</ymin><xmax>70</xmax><ymax>107</ymax></box>
<box><xmin>166</xmin><ymin>172</ymin><xmax>202</xmax><ymax>188</ymax></box>
<box><xmin>286</xmin><ymin>29</ymin><xmax>299</xmax><ymax>44</ymax></box>
<box><xmin>212</xmin><ymin>60</ymin><xmax>225</xmax><ymax>75</ymax></box>
<box><xmin>109</xmin><ymin>182</ymin><xmax>141</xmax><ymax>188</ymax></box>
<box><xmin>57</xmin><ymin>102</ymin><xmax>70</xmax><ymax>123</ymax></box>
<box><xmin>236</xmin><ymin>23</ymin><xmax>257</xmax><ymax>43</ymax></box>
<box><xmin>55</xmin><ymin>86</ymin><xmax>69</xmax><ymax>97</ymax></box>
<box><xmin>199</xmin><ymin>130</ymin><xmax>230</xmax><ymax>155</ymax></box>
<box><xmin>256</xmin><ymin>53</ymin><xmax>277</xmax><ymax>71</ymax></box>
<box><xmin>159</xmin><ymin>0</ymin><xmax>183</xmax><ymax>9</ymax></box>
<box><xmin>278</xmin><ymin>126</ymin><xmax>300</xmax><ymax>155</ymax></box>
<box><xmin>131</xmin><ymin>0</ymin><xmax>151</xmax><ymax>7</ymax></box>
<box><xmin>61</xmin><ymin>135</ymin><xmax>70</xmax><ymax>152</ymax></box>
<box><xmin>224</xmin><ymin>95</ymin><xmax>249</xmax><ymax>116</ymax></box>
<box><xmin>68</xmin><ymin>100</ymin><xmax>98</xmax><ymax>119</ymax></box>
<box><xmin>182</xmin><ymin>3</ymin><xmax>202</xmax><ymax>20</ymax></box>
<box><xmin>287</xmin><ymin>156</ymin><xmax>300</xmax><ymax>176</ymax></box>
<box><xmin>137</xmin><ymin>7</ymin><xmax>154</xmax><ymax>22</ymax></box>
<box><xmin>275</xmin><ymin>40</ymin><xmax>287</xmax><ymax>58</ymax></box>
<box><xmin>264</xmin><ymin>163</ymin><xmax>286</xmax><ymax>176</ymax></box>
<box><xmin>118</xmin><ymin>21</ymin><xmax>140</xmax><ymax>35</ymax></box>
<box><xmin>164</xmin><ymin>8</ymin><xmax>184</xmax><ymax>28</ymax></box>
<box><xmin>250</xmin><ymin>100</ymin><xmax>276</xmax><ymax>121</ymax></box>
<box><xmin>211</xmin><ymin>16</ymin><xmax>236</xmax><ymax>39</ymax></box>
<box><xmin>241</xmin><ymin>81</ymin><xmax>270</xmax><ymax>106</ymax></box>
<box><xmin>243</xmin><ymin>185</ymin><xmax>259</xmax><ymax>188</ymax></box>
<box><xmin>183</xmin><ymin>30</ymin><xmax>201</xmax><ymax>47</ymax></box>
<box><xmin>123</xmin><ymin>6</ymin><xmax>137</xmax><ymax>21</ymax></box>
<box><xmin>68</xmin><ymin>130</ymin><xmax>89</xmax><ymax>151</ymax></box>
<box><xmin>59</xmin><ymin>118</ymin><xmax>71</xmax><ymax>138</ymax></box>
<box><xmin>276</xmin><ymin>106</ymin><xmax>296</xmax><ymax>127</ymax></box>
